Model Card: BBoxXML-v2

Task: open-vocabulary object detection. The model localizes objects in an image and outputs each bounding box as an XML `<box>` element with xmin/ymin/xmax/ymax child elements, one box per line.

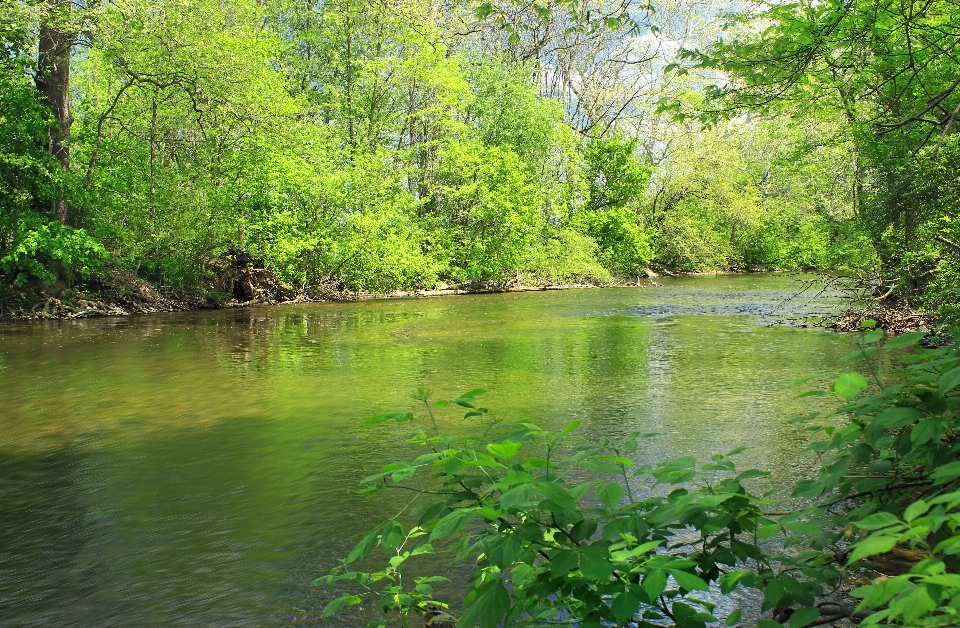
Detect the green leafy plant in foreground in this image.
<box><xmin>316</xmin><ymin>388</ymin><xmax>838</xmax><ymax>628</ymax></box>
<box><xmin>318</xmin><ymin>326</ymin><xmax>960</xmax><ymax>627</ymax></box>
<box><xmin>787</xmin><ymin>324</ymin><xmax>960</xmax><ymax>627</ymax></box>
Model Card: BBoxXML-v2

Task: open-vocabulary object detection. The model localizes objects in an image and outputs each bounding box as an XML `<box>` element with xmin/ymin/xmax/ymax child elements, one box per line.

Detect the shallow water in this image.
<box><xmin>0</xmin><ymin>273</ymin><xmax>847</xmax><ymax>627</ymax></box>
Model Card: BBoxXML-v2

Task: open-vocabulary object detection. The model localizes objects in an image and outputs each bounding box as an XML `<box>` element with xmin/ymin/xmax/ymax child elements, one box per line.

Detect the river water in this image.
<box><xmin>0</xmin><ymin>274</ymin><xmax>847</xmax><ymax>627</ymax></box>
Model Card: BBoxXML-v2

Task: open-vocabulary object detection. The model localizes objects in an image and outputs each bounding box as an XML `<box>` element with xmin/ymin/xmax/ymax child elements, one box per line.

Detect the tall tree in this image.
<box><xmin>35</xmin><ymin>0</ymin><xmax>73</xmax><ymax>225</ymax></box>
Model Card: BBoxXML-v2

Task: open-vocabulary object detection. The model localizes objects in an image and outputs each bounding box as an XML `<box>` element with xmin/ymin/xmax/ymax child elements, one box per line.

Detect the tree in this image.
<box><xmin>682</xmin><ymin>0</ymin><xmax>960</xmax><ymax>305</ymax></box>
<box><xmin>35</xmin><ymin>0</ymin><xmax>74</xmax><ymax>225</ymax></box>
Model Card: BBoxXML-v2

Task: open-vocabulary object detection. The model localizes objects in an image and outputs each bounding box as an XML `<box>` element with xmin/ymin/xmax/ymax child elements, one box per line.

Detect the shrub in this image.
<box><xmin>318</xmin><ymin>326</ymin><xmax>960</xmax><ymax>627</ymax></box>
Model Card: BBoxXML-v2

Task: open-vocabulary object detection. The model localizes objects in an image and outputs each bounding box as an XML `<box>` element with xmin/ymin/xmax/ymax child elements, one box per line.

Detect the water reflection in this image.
<box><xmin>0</xmin><ymin>274</ymin><xmax>846</xmax><ymax>626</ymax></box>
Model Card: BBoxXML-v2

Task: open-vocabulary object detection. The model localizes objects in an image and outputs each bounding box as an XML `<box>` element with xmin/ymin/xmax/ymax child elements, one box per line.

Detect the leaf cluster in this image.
<box><xmin>319</xmin><ymin>388</ymin><xmax>838</xmax><ymax>628</ymax></box>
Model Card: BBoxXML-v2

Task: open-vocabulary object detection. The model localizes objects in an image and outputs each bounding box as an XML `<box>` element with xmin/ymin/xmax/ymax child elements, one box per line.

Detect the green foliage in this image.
<box><xmin>849</xmin><ymin>491</ymin><xmax>960</xmax><ymax>628</ymax></box>
<box><xmin>0</xmin><ymin>213</ymin><xmax>107</xmax><ymax>286</ymax></box>
<box><xmin>685</xmin><ymin>0</ymin><xmax>959</xmax><ymax>311</ymax></box>
<box><xmin>574</xmin><ymin>135</ymin><xmax>655</xmax><ymax>276</ymax></box>
<box><xmin>648</xmin><ymin>115</ymin><xmax>872</xmax><ymax>272</ymax></box>
<box><xmin>523</xmin><ymin>228</ymin><xmax>613</xmax><ymax>285</ymax></box>
<box><xmin>322</xmin><ymin>328</ymin><xmax>960</xmax><ymax>627</ymax></box>
<box><xmin>791</xmin><ymin>328</ymin><xmax>960</xmax><ymax>512</ymax></box>
<box><xmin>786</xmin><ymin>327</ymin><xmax>960</xmax><ymax>627</ymax></box>
<box><xmin>319</xmin><ymin>388</ymin><xmax>842</xmax><ymax>627</ymax></box>
<box><xmin>2</xmin><ymin>0</ymin><xmax>882</xmax><ymax>295</ymax></box>
<box><xmin>73</xmin><ymin>0</ymin><xmax>298</xmax><ymax>286</ymax></box>
<box><xmin>0</xmin><ymin>12</ymin><xmax>107</xmax><ymax>287</ymax></box>
<box><xmin>432</xmin><ymin>141</ymin><xmax>541</xmax><ymax>282</ymax></box>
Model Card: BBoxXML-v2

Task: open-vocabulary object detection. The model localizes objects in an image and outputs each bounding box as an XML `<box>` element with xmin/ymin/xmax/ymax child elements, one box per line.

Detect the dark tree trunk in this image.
<box><xmin>35</xmin><ymin>0</ymin><xmax>74</xmax><ymax>226</ymax></box>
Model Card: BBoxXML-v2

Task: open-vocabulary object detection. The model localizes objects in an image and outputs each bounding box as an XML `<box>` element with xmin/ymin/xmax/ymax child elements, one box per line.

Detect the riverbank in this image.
<box><xmin>0</xmin><ymin>265</ymin><xmax>639</xmax><ymax>322</ymax></box>
<box><xmin>1</xmin><ymin>266</ymin><xmax>934</xmax><ymax>335</ymax></box>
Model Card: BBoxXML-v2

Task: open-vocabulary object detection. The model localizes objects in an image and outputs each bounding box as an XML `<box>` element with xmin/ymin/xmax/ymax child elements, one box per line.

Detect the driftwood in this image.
<box><xmin>825</xmin><ymin>307</ymin><xmax>933</xmax><ymax>335</ymax></box>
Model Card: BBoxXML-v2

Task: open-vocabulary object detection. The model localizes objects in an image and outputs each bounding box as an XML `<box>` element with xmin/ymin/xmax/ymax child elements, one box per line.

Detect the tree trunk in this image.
<box><xmin>36</xmin><ymin>0</ymin><xmax>74</xmax><ymax>226</ymax></box>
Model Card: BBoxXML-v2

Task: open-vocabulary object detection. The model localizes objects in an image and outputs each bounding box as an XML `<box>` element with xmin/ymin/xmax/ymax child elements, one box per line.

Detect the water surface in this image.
<box><xmin>0</xmin><ymin>274</ymin><xmax>846</xmax><ymax>627</ymax></box>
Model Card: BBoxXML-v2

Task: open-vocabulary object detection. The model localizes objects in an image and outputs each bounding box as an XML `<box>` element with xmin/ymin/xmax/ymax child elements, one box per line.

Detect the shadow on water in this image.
<box><xmin>0</xmin><ymin>274</ymin><xmax>848</xmax><ymax>626</ymax></box>
<box><xmin>0</xmin><ymin>444</ymin><xmax>98</xmax><ymax>625</ymax></box>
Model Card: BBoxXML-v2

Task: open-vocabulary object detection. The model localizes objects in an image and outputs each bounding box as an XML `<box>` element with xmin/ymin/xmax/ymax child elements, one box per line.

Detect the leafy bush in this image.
<box><xmin>318</xmin><ymin>327</ymin><xmax>960</xmax><ymax>627</ymax></box>
<box><xmin>848</xmin><ymin>490</ymin><xmax>960</xmax><ymax>628</ymax></box>
<box><xmin>522</xmin><ymin>229</ymin><xmax>613</xmax><ymax>285</ymax></box>
<box><xmin>317</xmin><ymin>389</ymin><xmax>837</xmax><ymax>627</ymax></box>
<box><xmin>572</xmin><ymin>207</ymin><xmax>655</xmax><ymax>277</ymax></box>
<box><xmin>0</xmin><ymin>213</ymin><xmax>108</xmax><ymax>286</ymax></box>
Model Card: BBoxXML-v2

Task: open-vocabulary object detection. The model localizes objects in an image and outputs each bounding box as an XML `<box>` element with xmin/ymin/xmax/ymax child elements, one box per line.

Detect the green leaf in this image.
<box><xmin>537</xmin><ymin>481</ymin><xmax>576</xmax><ymax>510</ymax></box>
<box><xmin>458</xmin><ymin>388</ymin><xmax>486</xmax><ymax>400</ymax></box>
<box><xmin>611</xmin><ymin>589</ymin><xmax>641</xmax><ymax>622</ymax></box>
<box><xmin>726</xmin><ymin>609</ymin><xmax>742</xmax><ymax>626</ymax></box>
<box><xmin>931</xmin><ymin>461</ymin><xmax>960</xmax><ymax>485</ymax></box>
<box><xmin>500</xmin><ymin>484</ymin><xmax>535</xmax><ymax>510</ymax></box>
<box><xmin>792</xmin><ymin>479</ymin><xmax>825</xmax><ymax>499</ymax></box>
<box><xmin>431</xmin><ymin>510</ymin><xmax>473</xmax><ymax>540</ymax></box>
<box><xmin>580</xmin><ymin>460</ymin><xmax>623</xmax><ymax>473</ymax></box>
<box><xmin>940</xmin><ymin>366</ymin><xmax>960</xmax><ymax>394</ymax></box>
<box><xmin>757</xmin><ymin>621</ymin><xmax>783</xmax><ymax>628</ymax></box>
<box><xmin>720</xmin><ymin>571</ymin><xmax>748</xmax><ymax>594</ymax></box>
<box><xmin>904</xmin><ymin>499</ymin><xmax>929</xmax><ymax>522</ymax></box>
<box><xmin>911</xmin><ymin>418</ymin><xmax>943</xmax><ymax>445</ymax></box>
<box><xmin>872</xmin><ymin>407</ymin><xmax>923</xmax><ymax>430</ymax></box>
<box><xmin>849</xmin><ymin>533</ymin><xmax>897</xmax><ymax>563</ymax></box>
<box><xmin>321</xmin><ymin>594</ymin><xmax>352</xmax><ymax>618</ymax></box>
<box><xmin>381</xmin><ymin>520</ymin><xmax>405</xmax><ymax>549</ymax></box>
<box><xmin>900</xmin><ymin>586</ymin><xmax>936</xmax><ymax>623</ymax></box>
<box><xmin>783</xmin><ymin>521</ymin><xmax>821</xmax><ymax>536</ymax></box>
<box><xmin>596</xmin><ymin>482</ymin><xmax>625</xmax><ymax>510</ymax></box>
<box><xmin>347</xmin><ymin>524</ymin><xmax>383</xmax><ymax>563</ymax></box>
<box><xmin>579</xmin><ymin>545</ymin><xmax>615</xmax><ymax>580</ymax></box>
<box><xmin>390</xmin><ymin>465</ymin><xmax>416</xmax><ymax>483</ymax></box>
<box><xmin>923</xmin><ymin>573</ymin><xmax>960</xmax><ymax>587</ymax></box>
<box><xmin>550</xmin><ymin>549</ymin><xmax>579</xmax><ymax>578</ymax></box>
<box><xmin>562</xmin><ymin>420</ymin><xmax>582</xmax><ymax>433</ymax></box>
<box><xmin>860</xmin><ymin>330</ymin><xmax>884</xmax><ymax>344</ymax></box>
<box><xmin>570</xmin><ymin>518</ymin><xmax>598</xmax><ymax>541</ymax></box>
<box><xmin>458</xmin><ymin>580</ymin><xmax>510</xmax><ymax>628</ymax></box>
<box><xmin>764</xmin><ymin>578</ymin><xmax>785</xmax><ymax>607</ymax></box>
<box><xmin>832</xmin><ymin>372</ymin><xmax>868</xmax><ymax>400</ymax></box>
<box><xmin>643</xmin><ymin>568</ymin><xmax>667</xmax><ymax>600</ymax></box>
<box><xmin>672</xmin><ymin>601</ymin><xmax>709</xmax><ymax>627</ymax></box>
<box><xmin>854</xmin><ymin>512</ymin><xmax>901</xmax><ymax>530</ymax></box>
<box><xmin>884</xmin><ymin>331</ymin><xmax>927</xmax><ymax>348</ymax></box>
<box><xmin>788</xmin><ymin>607</ymin><xmax>819</xmax><ymax>628</ymax></box>
<box><xmin>487</xmin><ymin>441</ymin><xmax>522</xmax><ymax>460</ymax></box>
<box><xmin>669</xmin><ymin>568</ymin><xmax>709</xmax><ymax>591</ymax></box>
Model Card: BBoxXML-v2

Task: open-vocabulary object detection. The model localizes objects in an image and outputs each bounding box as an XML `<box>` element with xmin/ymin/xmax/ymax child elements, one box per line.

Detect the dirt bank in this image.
<box><xmin>0</xmin><ymin>262</ymin><xmax>638</xmax><ymax>322</ymax></box>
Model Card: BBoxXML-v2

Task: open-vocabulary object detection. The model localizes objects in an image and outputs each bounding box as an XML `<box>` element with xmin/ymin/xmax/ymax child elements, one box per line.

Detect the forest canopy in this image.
<box><xmin>0</xmin><ymin>0</ymin><xmax>956</xmax><ymax>314</ymax></box>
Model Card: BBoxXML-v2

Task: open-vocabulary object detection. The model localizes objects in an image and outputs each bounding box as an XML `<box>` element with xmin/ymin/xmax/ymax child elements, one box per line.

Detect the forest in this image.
<box><xmin>4</xmin><ymin>3</ymin><xmax>960</xmax><ymax>627</ymax></box>
<box><xmin>2</xmin><ymin>0</ymin><xmax>956</xmax><ymax>317</ymax></box>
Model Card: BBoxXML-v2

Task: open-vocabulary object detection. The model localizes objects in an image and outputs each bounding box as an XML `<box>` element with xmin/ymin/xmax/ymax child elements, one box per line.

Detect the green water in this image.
<box><xmin>0</xmin><ymin>274</ymin><xmax>846</xmax><ymax>627</ymax></box>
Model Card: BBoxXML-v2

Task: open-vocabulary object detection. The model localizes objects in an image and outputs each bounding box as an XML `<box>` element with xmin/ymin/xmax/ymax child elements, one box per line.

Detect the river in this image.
<box><xmin>0</xmin><ymin>273</ymin><xmax>847</xmax><ymax>627</ymax></box>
